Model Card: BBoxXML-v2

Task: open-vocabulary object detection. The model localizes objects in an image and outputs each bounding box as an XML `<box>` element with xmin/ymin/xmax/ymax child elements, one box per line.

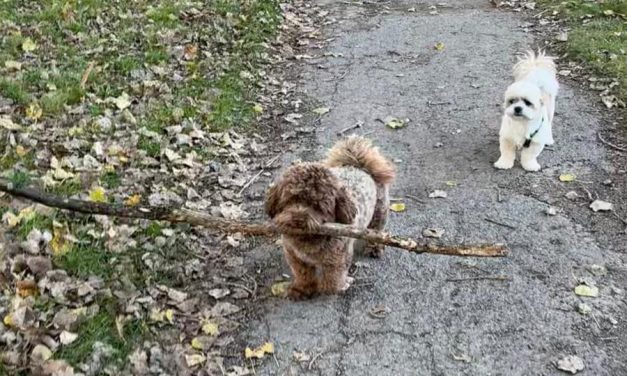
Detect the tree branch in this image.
<box><xmin>0</xmin><ymin>178</ymin><xmax>507</xmax><ymax>257</ymax></box>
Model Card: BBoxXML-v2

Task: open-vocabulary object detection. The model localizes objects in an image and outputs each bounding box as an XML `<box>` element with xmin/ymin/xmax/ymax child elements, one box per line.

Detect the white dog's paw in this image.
<box><xmin>340</xmin><ymin>276</ymin><xmax>354</xmax><ymax>292</ymax></box>
<box><xmin>522</xmin><ymin>160</ymin><xmax>541</xmax><ymax>172</ymax></box>
<box><xmin>546</xmin><ymin>137</ymin><xmax>555</xmax><ymax>146</ymax></box>
<box><xmin>494</xmin><ymin>158</ymin><xmax>514</xmax><ymax>170</ymax></box>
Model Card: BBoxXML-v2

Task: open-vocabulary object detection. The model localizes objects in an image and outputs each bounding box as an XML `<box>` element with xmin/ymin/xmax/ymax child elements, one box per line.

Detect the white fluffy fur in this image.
<box><xmin>495</xmin><ymin>50</ymin><xmax>559</xmax><ymax>172</ymax></box>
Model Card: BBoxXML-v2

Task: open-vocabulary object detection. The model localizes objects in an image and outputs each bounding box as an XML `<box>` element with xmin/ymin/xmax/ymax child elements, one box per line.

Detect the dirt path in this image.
<box><xmin>243</xmin><ymin>1</ymin><xmax>627</xmax><ymax>375</ymax></box>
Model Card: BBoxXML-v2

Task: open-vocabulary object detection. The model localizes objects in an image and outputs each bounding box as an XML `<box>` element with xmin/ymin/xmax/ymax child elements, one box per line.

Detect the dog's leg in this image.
<box><xmin>521</xmin><ymin>142</ymin><xmax>544</xmax><ymax>172</ymax></box>
<box><xmin>319</xmin><ymin>241</ymin><xmax>354</xmax><ymax>294</ymax></box>
<box><xmin>494</xmin><ymin>138</ymin><xmax>516</xmax><ymax>169</ymax></box>
<box><xmin>284</xmin><ymin>248</ymin><xmax>318</xmax><ymax>300</ymax></box>
<box><xmin>366</xmin><ymin>186</ymin><xmax>388</xmax><ymax>258</ymax></box>
<box><xmin>546</xmin><ymin>96</ymin><xmax>556</xmax><ymax>145</ymax></box>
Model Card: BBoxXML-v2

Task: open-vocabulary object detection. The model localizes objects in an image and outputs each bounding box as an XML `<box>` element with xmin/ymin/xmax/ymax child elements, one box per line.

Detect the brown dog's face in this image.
<box><xmin>265</xmin><ymin>163</ymin><xmax>356</xmax><ymax>230</ymax></box>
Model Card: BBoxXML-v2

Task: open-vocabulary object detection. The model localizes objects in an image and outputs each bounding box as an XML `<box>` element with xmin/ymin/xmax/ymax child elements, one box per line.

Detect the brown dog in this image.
<box><xmin>265</xmin><ymin>136</ymin><xmax>395</xmax><ymax>299</ymax></box>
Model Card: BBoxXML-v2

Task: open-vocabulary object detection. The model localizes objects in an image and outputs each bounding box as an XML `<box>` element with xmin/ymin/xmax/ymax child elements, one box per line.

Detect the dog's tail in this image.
<box><xmin>325</xmin><ymin>135</ymin><xmax>395</xmax><ymax>185</ymax></box>
<box><xmin>513</xmin><ymin>50</ymin><xmax>557</xmax><ymax>81</ymax></box>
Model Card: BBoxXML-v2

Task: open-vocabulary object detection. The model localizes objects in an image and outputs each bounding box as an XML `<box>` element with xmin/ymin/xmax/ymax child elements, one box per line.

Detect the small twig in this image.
<box><xmin>80</xmin><ymin>61</ymin><xmax>96</xmax><ymax>89</ymax></box>
<box><xmin>597</xmin><ymin>132</ymin><xmax>627</xmax><ymax>152</ymax></box>
<box><xmin>427</xmin><ymin>100</ymin><xmax>452</xmax><ymax>106</ymax></box>
<box><xmin>495</xmin><ymin>187</ymin><xmax>503</xmax><ymax>203</ymax></box>
<box><xmin>360</xmin><ymin>130</ymin><xmax>375</xmax><ymax>137</ymax></box>
<box><xmin>446</xmin><ymin>275</ymin><xmax>510</xmax><ymax>282</ymax></box>
<box><xmin>337</xmin><ymin>121</ymin><xmax>363</xmax><ymax>136</ymax></box>
<box><xmin>219</xmin><ymin>282</ymin><xmax>255</xmax><ymax>297</ymax></box>
<box><xmin>579</xmin><ymin>184</ymin><xmax>595</xmax><ymax>202</ymax></box>
<box><xmin>405</xmin><ymin>194</ymin><xmax>425</xmax><ymax>204</ymax></box>
<box><xmin>238</xmin><ymin>154</ymin><xmax>281</xmax><ymax>195</ymax></box>
<box><xmin>0</xmin><ymin>178</ymin><xmax>508</xmax><ymax>257</ymax></box>
<box><xmin>308</xmin><ymin>352</ymin><xmax>323</xmax><ymax>371</ymax></box>
<box><xmin>484</xmin><ymin>217</ymin><xmax>517</xmax><ymax>230</ymax></box>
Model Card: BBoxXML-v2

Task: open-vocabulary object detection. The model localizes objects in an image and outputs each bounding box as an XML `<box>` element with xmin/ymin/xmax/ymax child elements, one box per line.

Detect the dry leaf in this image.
<box><xmin>445</xmin><ymin>181</ymin><xmax>457</xmax><ymax>187</ymax></box>
<box><xmin>113</xmin><ymin>92</ymin><xmax>132</xmax><ymax>110</ymax></box>
<box><xmin>26</xmin><ymin>103</ymin><xmax>43</xmax><ymax>121</ymax></box>
<box><xmin>429</xmin><ymin>190</ymin><xmax>447</xmax><ymax>198</ymax></box>
<box><xmin>201</xmin><ymin>321</ymin><xmax>219</xmax><ymax>336</ymax></box>
<box><xmin>422</xmin><ymin>228</ymin><xmax>445</xmax><ymax>238</ymax></box>
<box><xmin>390</xmin><ymin>203</ymin><xmax>406</xmax><ymax>212</ymax></box>
<box><xmin>88</xmin><ymin>186</ymin><xmax>107</xmax><ymax>203</ymax></box>
<box><xmin>16</xmin><ymin>280</ymin><xmax>39</xmax><ymax>297</ymax></box>
<box><xmin>4</xmin><ymin>60</ymin><xmax>22</xmax><ymax>70</ymax></box>
<box><xmin>59</xmin><ymin>331</ymin><xmax>79</xmax><ymax>345</ymax></box>
<box><xmin>312</xmin><ymin>107</ymin><xmax>330</xmax><ymax>115</ymax></box>
<box><xmin>271</xmin><ymin>281</ymin><xmax>290</xmax><ymax>297</ymax></box>
<box><xmin>434</xmin><ymin>42</ymin><xmax>445</xmax><ymax>51</ymax></box>
<box><xmin>253</xmin><ymin>103</ymin><xmax>263</xmax><ymax>113</ymax></box>
<box><xmin>15</xmin><ymin>145</ymin><xmax>28</xmax><ymax>157</ymax></box>
<box><xmin>384</xmin><ymin>116</ymin><xmax>405</xmax><ymax>129</ymax></box>
<box><xmin>3</xmin><ymin>314</ymin><xmax>14</xmax><ymax>327</ymax></box>
<box><xmin>559</xmin><ymin>174</ymin><xmax>576</xmax><ymax>182</ymax></box>
<box><xmin>50</xmin><ymin>224</ymin><xmax>72</xmax><ymax>256</ymax></box>
<box><xmin>185</xmin><ymin>354</ymin><xmax>206</xmax><ymax>367</ymax></box>
<box><xmin>191</xmin><ymin>337</ymin><xmax>204</xmax><ymax>350</ymax></box>
<box><xmin>556</xmin><ymin>355</ymin><xmax>585</xmax><ymax>374</ymax></box>
<box><xmin>164</xmin><ymin>309</ymin><xmax>174</xmax><ymax>323</ymax></box>
<box><xmin>574</xmin><ymin>285</ymin><xmax>598</xmax><ymax>297</ymax></box>
<box><xmin>589</xmin><ymin>200</ymin><xmax>612</xmax><ymax>212</ymax></box>
<box><xmin>124</xmin><ymin>194</ymin><xmax>141</xmax><ymax>206</ymax></box>
<box><xmin>22</xmin><ymin>38</ymin><xmax>37</xmax><ymax>52</ymax></box>
<box><xmin>0</xmin><ymin>116</ymin><xmax>22</xmax><ymax>130</ymax></box>
<box><xmin>245</xmin><ymin>342</ymin><xmax>274</xmax><ymax>359</ymax></box>
<box><xmin>31</xmin><ymin>344</ymin><xmax>52</xmax><ymax>362</ymax></box>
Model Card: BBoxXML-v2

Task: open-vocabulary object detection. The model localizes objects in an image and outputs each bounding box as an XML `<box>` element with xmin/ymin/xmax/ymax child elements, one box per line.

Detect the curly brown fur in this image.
<box><xmin>265</xmin><ymin>136</ymin><xmax>395</xmax><ymax>299</ymax></box>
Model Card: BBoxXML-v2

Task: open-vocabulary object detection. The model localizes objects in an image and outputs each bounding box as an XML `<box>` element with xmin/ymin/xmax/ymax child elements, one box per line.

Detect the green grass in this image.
<box><xmin>537</xmin><ymin>0</ymin><xmax>627</xmax><ymax>102</ymax></box>
<box><xmin>55</xmin><ymin>243</ymin><xmax>114</xmax><ymax>279</ymax></box>
<box><xmin>16</xmin><ymin>213</ymin><xmax>54</xmax><ymax>240</ymax></box>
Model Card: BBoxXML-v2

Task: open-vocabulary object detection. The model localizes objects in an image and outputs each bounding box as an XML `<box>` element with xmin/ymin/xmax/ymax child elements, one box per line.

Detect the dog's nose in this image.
<box><xmin>514</xmin><ymin>106</ymin><xmax>522</xmax><ymax>114</ymax></box>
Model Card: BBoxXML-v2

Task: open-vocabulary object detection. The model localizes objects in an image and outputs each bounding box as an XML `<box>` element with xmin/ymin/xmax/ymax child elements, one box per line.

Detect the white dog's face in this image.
<box><xmin>503</xmin><ymin>81</ymin><xmax>543</xmax><ymax>121</ymax></box>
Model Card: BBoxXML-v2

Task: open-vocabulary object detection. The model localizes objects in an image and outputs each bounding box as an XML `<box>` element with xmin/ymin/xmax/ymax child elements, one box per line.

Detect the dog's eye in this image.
<box><xmin>508</xmin><ymin>99</ymin><xmax>516</xmax><ymax>105</ymax></box>
<box><xmin>523</xmin><ymin>99</ymin><xmax>533</xmax><ymax>107</ymax></box>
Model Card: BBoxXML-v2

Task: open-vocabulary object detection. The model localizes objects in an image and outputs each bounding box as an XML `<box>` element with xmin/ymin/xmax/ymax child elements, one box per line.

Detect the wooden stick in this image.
<box><xmin>0</xmin><ymin>178</ymin><xmax>508</xmax><ymax>257</ymax></box>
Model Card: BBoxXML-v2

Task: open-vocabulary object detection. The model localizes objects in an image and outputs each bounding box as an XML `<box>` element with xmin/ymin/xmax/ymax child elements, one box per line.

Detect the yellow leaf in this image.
<box><xmin>312</xmin><ymin>107</ymin><xmax>330</xmax><ymax>115</ymax></box>
<box><xmin>390</xmin><ymin>203</ymin><xmax>406</xmax><ymax>212</ymax></box>
<box><xmin>445</xmin><ymin>180</ymin><xmax>457</xmax><ymax>187</ymax></box>
<box><xmin>245</xmin><ymin>342</ymin><xmax>274</xmax><ymax>359</ymax></box>
<box><xmin>22</xmin><ymin>38</ymin><xmax>37</xmax><ymax>52</ymax></box>
<box><xmin>16</xmin><ymin>280</ymin><xmax>39</xmax><ymax>298</ymax></box>
<box><xmin>3</xmin><ymin>314</ymin><xmax>13</xmax><ymax>327</ymax></box>
<box><xmin>559</xmin><ymin>174</ymin><xmax>576</xmax><ymax>182</ymax></box>
<box><xmin>253</xmin><ymin>103</ymin><xmax>263</xmax><ymax>113</ymax></box>
<box><xmin>201</xmin><ymin>321</ymin><xmax>219</xmax><ymax>336</ymax></box>
<box><xmin>434</xmin><ymin>42</ymin><xmax>445</xmax><ymax>51</ymax></box>
<box><xmin>4</xmin><ymin>60</ymin><xmax>22</xmax><ymax>70</ymax></box>
<box><xmin>185</xmin><ymin>354</ymin><xmax>206</xmax><ymax>367</ymax></box>
<box><xmin>3</xmin><ymin>212</ymin><xmax>20</xmax><ymax>228</ymax></box>
<box><xmin>149</xmin><ymin>308</ymin><xmax>165</xmax><ymax>322</ymax></box>
<box><xmin>15</xmin><ymin>145</ymin><xmax>28</xmax><ymax>157</ymax></box>
<box><xmin>25</xmin><ymin>102</ymin><xmax>42</xmax><ymax>121</ymax></box>
<box><xmin>50</xmin><ymin>223</ymin><xmax>72</xmax><ymax>256</ymax></box>
<box><xmin>0</xmin><ymin>116</ymin><xmax>22</xmax><ymax>130</ymax></box>
<box><xmin>104</xmin><ymin>164</ymin><xmax>115</xmax><ymax>173</ymax></box>
<box><xmin>124</xmin><ymin>194</ymin><xmax>141</xmax><ymax>207</ymax></box>
<box><xmin>113</xmin><ymin>92</ymin><xmax>132</xmax><ymax>110</ymax></box>
<box><xmin>385</xmin><ymin>117</ymin><xmax>405</xmax><ymax>129</ymax></box>
<box><xmin>164</xmin><ymin>309</ymin><xmax>174</xmax><ymax>323</ymax></box>
<box><xmin>89</xmin><ymin>186</ymin><xmax>107</xmax><ymax>203</ymax></box>
<box><xmin>191</xmin><ymin>337</ymin><xmax>204</xmax><ymax>350</ymax></box>
<box><xmin>574</xmin><ymin>285</ymin><xmax>599</xmax><ymax>297</ymax></box>
<box><xmin>271</xmin><ymin>281</ymin><xmax>290</xmax><ymax>297</ymax></box>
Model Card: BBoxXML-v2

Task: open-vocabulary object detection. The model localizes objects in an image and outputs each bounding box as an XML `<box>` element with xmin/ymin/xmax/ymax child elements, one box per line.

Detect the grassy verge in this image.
<box><xmin>0</xmin><ymin>0</ymin><xmax>282</xmax><ymax>373</ymax></box>
<box><xmin>537</xmin><ymin>1</ymin><xmax>626</xmax><ymax>103</ymax></box>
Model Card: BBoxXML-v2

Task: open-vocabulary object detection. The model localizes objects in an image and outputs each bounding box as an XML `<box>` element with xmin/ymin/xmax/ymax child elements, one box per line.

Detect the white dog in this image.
<box><xmin>494</xmin><ymin>51</ymin><xmax>559</xmax><ymax>172</ymax></box>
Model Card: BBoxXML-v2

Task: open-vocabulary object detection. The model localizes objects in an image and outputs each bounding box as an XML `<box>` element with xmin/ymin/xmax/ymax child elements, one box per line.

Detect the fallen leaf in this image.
<box><xmin>245</xmin><ymin>342</ymin><xmax>274</xmax><ymax>359</ymax></box>
<box><xmin>4</xmin><ymin>60</ymin><xmax>22</xmax><ymax>70</ymax></box>
<box><xmin>434</xmin><ymin>42</ymin><xmax>445</xmax><ymax>51</ymax></box>
<box><xmin>253</xmin><ymin>103</ymin><xmax>263</xmax><ymax>113</ymax></box>
<box><xmin>0</xmin><ymin>116</ymin><xmax>22</xmax><ymax>130</ymax></box>
<box><xmin>50</xmin><ymin>223</ymin><xmax>72</xmax><ymax>256</ymax></box>
<box><xmin>574</xmin><ymin>285</ymin><xmax>599</xmax><ymax>298</ymax></box>
<box><xmin>208</xmin><ymin>288</ymin><xmax>230</xmax><ymax>299</ymax></box>
<box><xmin>556</xmin><ymin>355</ymin><xmax>585</xmax><ymax>374</ymax></box>
<box><xmin>559</xmin><ymin>174</ymin><xmax>576</xmax><ymax>182</ymax></box>
<box><xmin>445</xmin><ymin>181</ymin><xmax>457</xmax><ymax>187</ymax></box>
<box><xmin>164</xmin><ymin>148</ymin><xmax>181</xmax><ymax>161</ymax></box>
<box><xmin>88</xmin><ymin>186</ymin><xmax>107</xmax><ymax>203</ymax></box>
<box><xmin>452</xmin><ymin>353</ymin><xmax>472</xmax><ymax>363</ymax></box>
<box><xmin>113</xmin><ymin>92</ymin><xmax>132</xmax><ymax>110</ymax></box>
<box><xmin>201</xmin><ymin>321</ymin><xmax>219</xmax><ymax>336</ymax></box>
<box><xmin>16</xmin><ymin>280</ymin><xmax>39</xmax><ymax>298</ymax></box>
<box><xmin>390</xmin><ymin>203</ymin><xmax>406</xmax><ymax>212</ymax></box>
<box><xmin>429</xmin><ymin>190</ymin><xmax>447</xmax><ymax>198</ymax></box>
<box><xmin>59</xmin><ymin>331</ymin><xmax>79</xmax><ymax>345</ymax></box>
<box><xmin>164</xmin><ymin>309</ymin><xmax>174</xmax><ymax>323</ymax></box>
<box><xmin>3</xmin><ymin>212</ymin><xmax>20</xmax><ymax>228</ymax></box>
<box><xmin>590</xmin><ymin>200</ymin><xmax>613</xmax><ymax>212</ymax></box>
<box><xmin>25</xmin><ymin>102</ymin><xmax>43</xmax><ymax>121</ymax></box>
<box><xmin>312</xmin><ymin>107</ymin><xmax>330</xmax><ymax>115</ymax></box>
<box><xmin>185</xmin><ymin>354</ymin><xmax>206</xmax><ymax>367</ymax></box>
<box><xmin>555</xmin><ymin>32</ymin><xmax>569</xmax><ymax>42</ymax></box>
<box><xmin>422</xmin><ymin>228</ymin><xmax>445</xmax><ymax>238</ymax></box>
<box><xmin>577</xmin><ymin>303</ymin><xmax>592</xmax><ymax>315</ymax></box>
<box><xmin>191</xmin><ymin>337</ymin><xmax>204</xmax><ymax>350</ymax></box>
<box><xmin>383</xmin><ymin>116</ymin><xmax>405</xmax><ymax>129</ymax></box>
<box><xmin>545</xmin><ymin>207</ymin><xmax>557</xmax><ymax>216</ymax></box>
<box><xmin>15</xmin><ymin>145</ymin><xmax>28</xmax><ymax>157</ymax></box>
<box><xmin>271</xmin><ymin>281</ymin><xmax>290</xmax><ymax>297</ymax></box>
<box><xmin>31</xmin><ymin>344</ymin><xmax>52</xmax><ymax>363</ymax></box>
<box><xmin>124</xmin><ymin>194</ymin><xmax>141</xmax><ymax>206</ymax></box>
<box><xmin>22</xmin><ymin>38</ymin><xmax>37</xmax><ymax>52</ymax></box>
<box><xmin>3</xmin><ymin>314</ymin><xmax>13</xmax><ymax>327</ymax></box>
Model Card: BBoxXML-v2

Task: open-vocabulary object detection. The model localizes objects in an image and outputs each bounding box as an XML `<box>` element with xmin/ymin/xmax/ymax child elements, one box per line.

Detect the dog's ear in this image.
<box><xmin>265</xmin><ymin>183</ymin><xmax>282</xmax><ymax>218</ymax></box>
<box><xmin>335</xmin><ymin>186</ymin><xmax>357</xmax><ymax>224</ymax></box>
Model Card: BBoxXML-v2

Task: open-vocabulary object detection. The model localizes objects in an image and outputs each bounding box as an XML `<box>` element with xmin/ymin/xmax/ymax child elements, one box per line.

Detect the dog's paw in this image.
<box><xmin>522</xmin><ymin>160</ymin><xmax>541</xmax><ymax>172</ymax></box>
<box><xmin>546</xmin><ymin>138</ymin><xmax>555</xmax><ymax>146</ymax></box>
<box><xmin>494</xmin><ymin>158</ymin><xmax>514</xmax><ymax>170</ymax></box>
<box><xmin>287</xmin><ymin>284</ymin><xmax>316</xmax><ymax>300</ymax></box>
